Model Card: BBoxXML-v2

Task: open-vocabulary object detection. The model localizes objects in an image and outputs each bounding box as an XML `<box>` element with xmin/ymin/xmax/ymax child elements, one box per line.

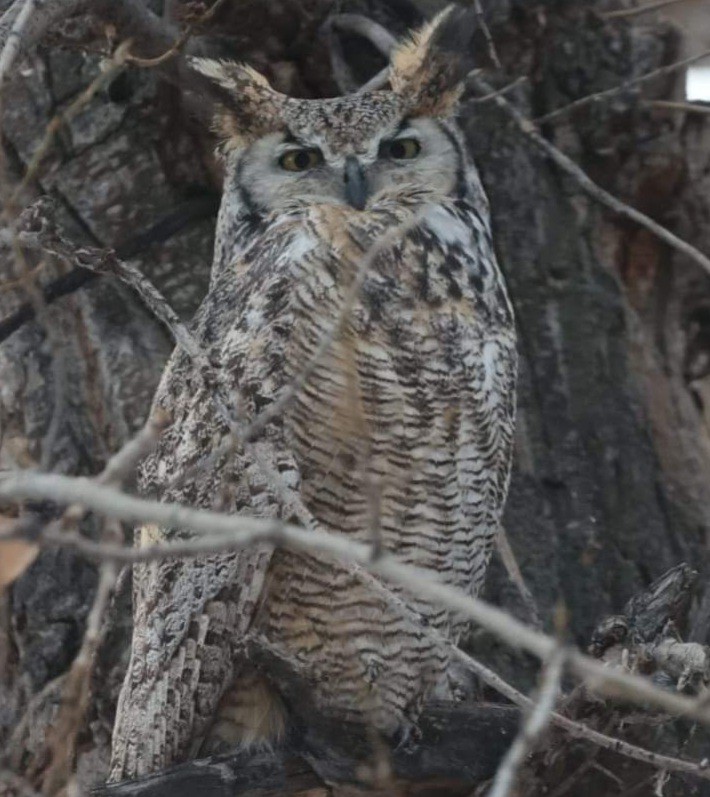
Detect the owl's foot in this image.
<box><xmin>199</xmin><ymin>670</ymin><xmax>287</xmax><ymax>756</ymax></box>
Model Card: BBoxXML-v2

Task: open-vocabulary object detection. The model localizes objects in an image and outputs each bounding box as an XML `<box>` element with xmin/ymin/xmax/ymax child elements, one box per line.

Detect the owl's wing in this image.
<box><xmin>109</xmin><ymin>224</ymin><xmax>309</xmax><ymax>782</ymax></box>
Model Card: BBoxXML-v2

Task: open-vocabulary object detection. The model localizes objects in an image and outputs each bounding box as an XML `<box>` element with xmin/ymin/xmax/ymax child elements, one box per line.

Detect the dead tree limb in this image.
<box><xmin>471</xmin><ymin>77</ymin><xmax>710</xmax><ymax>278</ymax></box>
<box><xmin>1</xmin><ymin>470</ymin><xmax>709</xmax><ymax>729</ymax></box>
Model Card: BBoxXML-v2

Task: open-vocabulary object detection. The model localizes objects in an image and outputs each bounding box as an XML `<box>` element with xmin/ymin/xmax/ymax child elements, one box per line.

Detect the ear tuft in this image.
<box><xmin>187</xmin><ymin>58</ymin><xmax>287</xmax><ymax>151</ymax></box>
<box><xmin>390</xmin><ymin>5</ymin><xmax>483</xmax><ymax>116</ymax></box>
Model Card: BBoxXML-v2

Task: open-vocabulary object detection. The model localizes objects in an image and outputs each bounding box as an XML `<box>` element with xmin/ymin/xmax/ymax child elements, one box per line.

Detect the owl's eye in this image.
<box><xmin>379</xmin><ymin>138</ymin><xmax>421</xmax><ymax>160</ymax></box>
<box><xmin>279</xmin><ymin>149</ymin><xmax>323</xmax><ymax>172</ymax></box>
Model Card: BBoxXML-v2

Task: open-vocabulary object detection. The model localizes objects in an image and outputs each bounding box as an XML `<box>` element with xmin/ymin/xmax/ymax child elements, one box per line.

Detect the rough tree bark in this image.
<box><xmin>2</xmin><ymin>0</ymin><xmax>710</xmax><ymax>795</ymax></box>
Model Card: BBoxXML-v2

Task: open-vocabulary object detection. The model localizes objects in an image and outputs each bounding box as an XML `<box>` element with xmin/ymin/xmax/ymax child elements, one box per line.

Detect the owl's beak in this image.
<box><xmin>344</xmin><ymin>156</ymin><xmax>368</xmax><ymax>211</ymax></box>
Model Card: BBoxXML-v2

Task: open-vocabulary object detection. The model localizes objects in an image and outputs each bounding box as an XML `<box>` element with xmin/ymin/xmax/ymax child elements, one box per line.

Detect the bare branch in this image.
<box><xmin>0</xmin><ymin>0</ymin><xmax>87</xmax><ymax>96</ymax></box>
<box><xmin>0</xmin><ymin>0</ymin><xmax>38</xmax><ymax>95</ymax></box>
<box><xmin>96</xmin><ymin>410</ymin><xmax>171</xmax><ymax>488</ymax></box>
<box><xmin>643</xmin><ymin>99</ymin><xmax>710</xmax><ymax>115</ymax></box>
<box><xmin>14</xmin><ymin>414</ymin><xmax>168</xmax><ymax>791</ymax></box>
<box><xmin>536</xmin><ymin>47</ymin><xmax>710</xmax><ymax>124</ymax></box>
<box><xmin>124</xmin><ymin>0</ymin><xmax>230</xmax><ymax>68</ymax></box>
<box><xmin>488</xmin><ymin>648</ymin><xmax>565</xmax><ymax>797</ymax></box>
<box><xmin>0</xmin><ymin>0</ymin><xmax>23</xmax><ymax>39</ymax></box>
<box><xmin>468</xmin><ymin>76</ymin><xmax>528</xmax><ymax>104</ymax></box>
<box><xmin>17</xmin><ymin>223</ymin><xmax>206</xmax><ymax>369</ymax></box>
<box><xmin>602</xmin><ymin>0</ymin><xmax>692</xmax><ymax>19</ymax></box>
<box><xmin>496</xmin><ymin>526</ymin><xmax>542</xmax><ymax>629</ymax></box>
<box><xmin>455</xmin><ymin>649</ymin><xmax>710</xmax><ymax>783</ymax></box>
<box><xmin>325</xmin><ymin>15</ymin><xmax>395</xmax><ymax>94</ymax></box>
<box><xmin>473</xmin><ymin>0</ymin><xmax>502</xmax><ymax>70</ymax></box>
<box><xmin>4</xmin><ymin>467</ymin><xmax>710</xmax><ymax>784</ymax></box>
<box><xmin>15</xmin><ymin>199</ymin><xmax>244</xmax><ymax>444</ymax></box>
<box><xmin>471</xmin><ymin>76</ymin><xmax>710</xmax><ymax>277</ymax></box>
<box><xmin>2</xmin><ymin>470</ymin><xmax>710</xmax><ymax>728</ymax></box>
<box><xmin>40</xmin><ymin>553</ymin><xmax>119</xmax><ymax>796</ymax></box>
<box><xmin>329</xmin><ymin>14</ymin><xmax>397</xmax><ymax>59</ymax></box>
<box><xmin>98</xmin><ymin>0</ymin><xmax>178</xmax><ymax>58</ymax></box>
<box><xmin>0</xmin><ymin>195</ymin><xmax>219</xmax><ymax>345</ymax></box>
<box><xmin>16</xmin><ymin>197</ymin><xmax>426</xmax><ymax>533</ymax></box>
<box><xmin>8</xmin><ymin>42</ymin><xmax>132</xmax><ymax>207</ymax></box>
<box><xmin>358</xmin><ymin>67</ymin><xmax>390</xmax><ymax>93</ymax></box>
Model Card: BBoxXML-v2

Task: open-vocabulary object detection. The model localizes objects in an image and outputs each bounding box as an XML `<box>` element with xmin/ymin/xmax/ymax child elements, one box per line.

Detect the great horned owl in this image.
<box><xmin>109</xmin><ymin>7</ymin><xmax>517</xmax><ymax>782</ymax></box>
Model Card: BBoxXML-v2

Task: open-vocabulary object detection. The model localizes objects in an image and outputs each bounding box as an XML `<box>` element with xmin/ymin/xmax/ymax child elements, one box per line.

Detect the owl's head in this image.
<box><xmin>191</xmin><ymin>7</ymin><xmax>483</xmax><ymax>213</ymax></box>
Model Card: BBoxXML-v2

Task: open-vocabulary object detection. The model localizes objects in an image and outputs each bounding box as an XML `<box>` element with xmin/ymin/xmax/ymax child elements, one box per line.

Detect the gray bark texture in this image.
<box><xmin>2</xmin><ymin>0</ymin><xmax>710</xmax><ymax>795</ymax></box>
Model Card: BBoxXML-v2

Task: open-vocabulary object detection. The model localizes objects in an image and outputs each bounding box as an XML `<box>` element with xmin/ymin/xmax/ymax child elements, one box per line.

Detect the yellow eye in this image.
<box><xmin>380</xmin><ymin>137</ymin><xmax>421</xmax><ymax>160</ymax></box>
<box><xmin>279</xmin><ymin>149</ymin><xmax>323</xmax><ymax>172</ymax></box>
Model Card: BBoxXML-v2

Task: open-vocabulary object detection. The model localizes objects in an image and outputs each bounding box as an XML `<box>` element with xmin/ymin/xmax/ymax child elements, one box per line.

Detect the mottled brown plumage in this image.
<box><xmin>109</xmin><ymin>7</ymin><xmax>517</xmax><ymax>782</ymax></box>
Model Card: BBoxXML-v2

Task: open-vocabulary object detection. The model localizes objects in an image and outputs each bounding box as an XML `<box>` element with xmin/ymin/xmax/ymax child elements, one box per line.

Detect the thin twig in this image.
<box><xmin>17</xmin><ymin>227</ymin><xmax>208</xmax><ymax>364</ymax></box>
<box><xmin>15</xmin><ymin>201</ymin><xmax>236</xmax><ymax>432</ymax></box>
<box><xmin>0</xmin><ymin>0</ymin><xmax>88</xmax><ymax>99</ymax></box>
<box><xmin>5</xmin><ymin>244</ymin><xmax>69</xmax><ymax>474</ymax></box>
<box><xmin>472</xmin><ymin>76</ymin><xmax>710</xmax><ymax>277</ymax></box>
<box><xmin>0</xmin><ymin>0</ymin><xmax>23</xmax><ymax>40</ymax></box>
<box><xmin>3</xmin><ymin>471</ymin><xmax>710</xmax><ymax>729</ymax></box>
<box><xmin>473</xmin><ymin>0</ymin><xmax>501</xmax><ymax>70</ymax></box>
<box><xmin>468</xmin><ymin>76</ymin><xmax>528</xmax><ymax>104</ymax></box>
<box><xmin>488</xmin><ymin>648</ymin><xmax>565</xmax><ymax>797</ymax></box>
<box><xmin>4</xmin><ymin>675</ymin><xmax>65</xmax><ymax>771</ymax></box>
<box><xmin>326</xmin><ymin>15</ymin><xmax>396</xmax><ymax>94</ymax></box>
<box><xmin>546</xmin><ymin>734</ymin><xmax>606</xmax><ymax>797</ymax></box>
<box><xmin>95</xmin><ymin>410</ymin><xmax>171</xmax><ymax>487</ymax></box>
<box><xmin>0</xmin><ymin>194</ymin><xmax>219</xmax><ymax>345</ymax></box>
<box><xmin>455</xmin><ymin>649</ymin><xmax>710</xmax><ymax>783</ymax></box>
<box><xmin>536</xmin><ymin>47</ymin><xmax>710</xmax><ymax>124</ymax></box>
<box><xmin>643</xmin><ymin>99</ymin><xmax>710</xmax><ymax>116</ymax></box>
<box><xmin>359</xmin><ymin>67</ymin><xmax>390</xmax><ymax>93</ymax></box>
<box><xmin>329</xmin><ymin>14</ymin><xmax>397</xmax><ymax>59</ymax></box>
<box><xmin>10</xmin><ymin>41</ymin><xmax>132</xmax><ymax>205</ymax></box>
<box><xmin>602</xmin><ymin>0</ymin><xmax>691</xmax><ymax>20</ymax></box>
<box><xmin>125</xmin><ymin>0</ymin><xmax>230</xmax><ymax>67</ymax></box>
<box><xmin>99</xmin><ymin>0</ymin><xmax>178</xmax><ymax>57</ymax></box>
<box><xmin>34</xmin><ymin>413</ymin><xmax>166</xmax><ymax>794</ymax></box>
<box><xmin>40</xmin><ymin>552</ymin><xmax>119</xmax><ymax>796</ymax></box>
<box><xmin>0</xmin><ymin>0</ymin><xmax>37</xmax><ymax>95</ymax></box>
<box><xmin>166</xmin><ymin>211</ymin><xmax>424</xmax><ymax>496</ymax></box>
<box><xmin>496</xmin><ymin>526</ymin><xmax>542</xmax><ymax>629</ymax></box>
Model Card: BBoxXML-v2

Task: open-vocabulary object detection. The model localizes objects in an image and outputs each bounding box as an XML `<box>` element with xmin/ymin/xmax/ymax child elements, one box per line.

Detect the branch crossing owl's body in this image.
<box><xmin>110</xmin><ymin>8</ymin><xmax>517</xmax><ymax>782</ymax></box>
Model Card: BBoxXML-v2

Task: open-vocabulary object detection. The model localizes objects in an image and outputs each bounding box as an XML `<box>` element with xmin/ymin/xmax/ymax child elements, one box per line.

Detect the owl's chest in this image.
<box><xmin>293</xmin><ymin>236</ymin><xmax>491</xmax><ymax>374</ymax></box>
<box><xmin>284</xmin><ymin>234</ymin><xmax>503</xmax><ymax>441</ymax></box>
<box><xmin>283</xmin><ymin>240</ymin><xmax>515</xmax><ymax>582</ymax></box>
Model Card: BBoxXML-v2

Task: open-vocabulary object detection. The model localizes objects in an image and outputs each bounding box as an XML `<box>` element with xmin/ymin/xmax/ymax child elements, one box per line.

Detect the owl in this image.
<box><xmin>109</xmin><ymin>6</ymin><xmax>517</xmax><ymax>782</ymax></box>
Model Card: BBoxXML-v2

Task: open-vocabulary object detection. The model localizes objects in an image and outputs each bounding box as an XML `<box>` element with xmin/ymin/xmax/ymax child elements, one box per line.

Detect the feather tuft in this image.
<box><xmin>390</xmin><ymin>5</ymin><xmax>486</xmax><ymax>116</ymax></box>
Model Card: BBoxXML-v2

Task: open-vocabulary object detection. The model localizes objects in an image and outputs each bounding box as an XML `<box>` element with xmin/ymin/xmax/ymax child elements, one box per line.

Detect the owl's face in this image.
<box><xmin>238</xmin><ymin>105</ymin><xmax>461</xmax><ymax>213</ymax></box>
<box><xmin>193</xmin><ymin>6</ymin><xmax>480</xmax><ymax>214</ymax></box>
